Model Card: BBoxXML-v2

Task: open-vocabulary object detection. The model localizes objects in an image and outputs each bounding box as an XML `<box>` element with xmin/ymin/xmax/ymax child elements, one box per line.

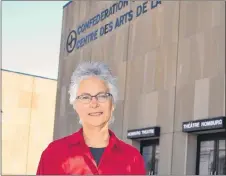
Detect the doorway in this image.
<box><xmin>196</xmin><ymin>132</ymin><xmax>226</xmax><ymax>175</ymax></box>
<box><xmin>140</xmin><ymin>139</ymin><xmax>159</xmax><ymax>175</ymax></box>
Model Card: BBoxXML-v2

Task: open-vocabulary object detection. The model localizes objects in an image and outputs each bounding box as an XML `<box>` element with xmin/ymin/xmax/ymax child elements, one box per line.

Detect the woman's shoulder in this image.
<box><xmin>42</xmin><ymin>132</ymin><xmax>78</xmax><ymax>154</ymax></box>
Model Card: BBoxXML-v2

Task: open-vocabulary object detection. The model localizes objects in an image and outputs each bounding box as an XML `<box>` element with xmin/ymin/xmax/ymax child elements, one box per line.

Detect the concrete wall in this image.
<box><xmin>55</xmin><ymin>1</ymin><xmax>225</xmax><ymax>175</ymax></box>
<box><xmin>2</xmin><ymin>70</ymin><xmax>57</xmax><ymax>174</ymax></box>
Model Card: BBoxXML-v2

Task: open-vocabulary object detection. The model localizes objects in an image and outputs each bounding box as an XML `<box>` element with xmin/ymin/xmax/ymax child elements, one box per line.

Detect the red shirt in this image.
<box><xmin>37</xmin><ymin>128</ymin><xmax>146</xmax><ymax>175</ymax></box>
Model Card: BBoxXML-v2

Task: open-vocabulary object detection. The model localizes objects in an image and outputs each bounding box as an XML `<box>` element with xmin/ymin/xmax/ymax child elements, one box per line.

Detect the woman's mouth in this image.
<box><xmin>88</xmin><ymin>112</ymin><xmax>103</xmax><ymax>116</ymax></box>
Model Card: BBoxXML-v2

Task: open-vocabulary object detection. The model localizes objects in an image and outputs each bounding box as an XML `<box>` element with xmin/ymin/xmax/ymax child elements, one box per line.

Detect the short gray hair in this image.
<box><xmin>68</xmin><ymin>61</ymin><xmax>118</xmax><ymax>105</ymax></box>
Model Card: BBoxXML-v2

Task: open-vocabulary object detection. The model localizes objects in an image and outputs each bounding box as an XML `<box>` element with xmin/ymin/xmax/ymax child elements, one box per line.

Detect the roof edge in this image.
<box><xmin>63</xmin><ymin>1</ymin><xmax>72</xmax><ymax>9</ymax></box>
<box><xmin>1</xmin><ymin>68</ymin><xmax>57</xmax><ymax>81</ymax></box>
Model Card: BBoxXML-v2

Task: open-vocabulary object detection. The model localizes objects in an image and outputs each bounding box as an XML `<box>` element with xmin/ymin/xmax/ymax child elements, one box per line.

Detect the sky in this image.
<box><xmin>2</xmin><ymin>1</ymin><xmax>68</xmax><ymax>80</ymax></box>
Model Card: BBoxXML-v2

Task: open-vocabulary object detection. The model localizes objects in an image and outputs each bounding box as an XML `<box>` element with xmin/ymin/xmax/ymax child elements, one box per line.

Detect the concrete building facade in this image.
<box><xmin>55</xmin><ymin>1</ymin><xmax>225</xmax><ymax>175</ymax></box>
<box><xmin>2</xmin><ymin>70</ymin><xmax>57</xmax><ymax>174</ymax></box>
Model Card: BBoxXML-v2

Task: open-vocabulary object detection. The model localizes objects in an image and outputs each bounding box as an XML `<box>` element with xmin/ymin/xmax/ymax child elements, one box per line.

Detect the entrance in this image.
<box><xmin>140</xmin><ymin>139</ymin><xmax>159</xmax><ymax>175</ymax></box>
<box><xmin>196</xmin><ymin>132</ymin><xmax>226</xmax><ymax>175</ymax></box>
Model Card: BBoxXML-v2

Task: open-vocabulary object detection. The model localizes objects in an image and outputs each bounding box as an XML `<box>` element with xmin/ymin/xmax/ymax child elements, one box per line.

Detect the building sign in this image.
<box><xmin>66</xmin><ymin>0</ymin><xmax>161</xmax><ymax>53</ymax></box>
<box><xmin>182</xmin><ymin>116</ymin><xmax>226</xmax><ymax>133</ymax></box>
<box><xmin>127</xmin><ymin>127</ymin><xmax>160</xmax><ymax>139</ymax></box>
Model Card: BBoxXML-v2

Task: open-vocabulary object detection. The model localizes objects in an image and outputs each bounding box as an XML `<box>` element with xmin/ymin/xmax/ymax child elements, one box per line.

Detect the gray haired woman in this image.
<box><xmin>37</xmin><ymin>61</ymin><xmax>146</xmax><ymax>175</ymax></box>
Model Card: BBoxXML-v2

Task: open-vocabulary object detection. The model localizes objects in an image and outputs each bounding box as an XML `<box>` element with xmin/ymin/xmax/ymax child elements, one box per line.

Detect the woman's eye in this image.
<box><xmin>81</xmin><ymin>96</ymin><xmax>90</xmax><ymax>99</ymax></box>
<box><xmin>98</xmin><ymin>94</ymin><xmax>107</xmax><ymax>99</ymax></box>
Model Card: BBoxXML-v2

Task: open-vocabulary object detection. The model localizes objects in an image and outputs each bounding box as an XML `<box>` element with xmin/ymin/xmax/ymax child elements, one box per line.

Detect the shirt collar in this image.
<box><xmin>68</xmin><ymin>128</ymin><xmax>120</xmax><ymax>150</ymax></box>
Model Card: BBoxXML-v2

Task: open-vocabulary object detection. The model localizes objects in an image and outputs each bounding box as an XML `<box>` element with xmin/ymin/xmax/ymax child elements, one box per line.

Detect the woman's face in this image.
<box><xmin>74</xmin><ymin>76</ymin><xmax>114</xmax><ymax>127</ymax></box>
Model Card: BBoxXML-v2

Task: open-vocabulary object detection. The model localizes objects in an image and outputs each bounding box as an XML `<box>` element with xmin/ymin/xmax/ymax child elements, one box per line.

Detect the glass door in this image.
<box><xmin>142</xmin><ymin>145</ymin><xmax>154</xmax><ymax>175</ymax></box>
<box><xmin>140</xmin><ymin>139</ymin><xmax>159</xmax><ymax>175</ymax></box>
<box><xmin>198</xmin><ymin>140</ymin><xmax>215</xmax><ymax>175</ymax></box>
<box><xmin>154</xmin><ymin>145</ymin><xmax>159</xmax><ymax>175</ymax></box>
<box><xmin>217</xmin><ymin>140</ymin><xmax>226</xmax><ymax>175</ymax></box>
<box><xmin>197</xmin><ymin>132</ymin><xmax>226</xmax><ymax>175</ymax></box>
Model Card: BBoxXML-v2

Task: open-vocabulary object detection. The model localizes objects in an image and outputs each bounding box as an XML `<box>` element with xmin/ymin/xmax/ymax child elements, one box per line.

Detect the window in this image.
<box><xmin>196</xmin><ymin>132</ymin><xmax>226</xmax><ymax>175</ymax></box>
<box><xmin>140</xmin><ymin>139</ymin><xmax>159</xmax><ymax>175</ymax></box>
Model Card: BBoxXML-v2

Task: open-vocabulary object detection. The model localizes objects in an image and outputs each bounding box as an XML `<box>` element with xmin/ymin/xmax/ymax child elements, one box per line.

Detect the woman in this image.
<box><xmin>36</xmin><ymin>61</ymin><xmax>146</xmax><ymax>175</ymax></box>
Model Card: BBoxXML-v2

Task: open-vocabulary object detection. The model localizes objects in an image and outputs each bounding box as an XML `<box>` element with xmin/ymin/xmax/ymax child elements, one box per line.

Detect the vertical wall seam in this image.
<box><xmin>224</xmin><ymin>1</ymin><xmax>226</xmax><ymax>116</ymax></box>
<box><xmin>121</xmin><ymin>1</ymin><xmax>132</xmax><ymax>140</ymax></box>
<box><xmin>170</xmin><ymin>0</ymin><xmax>181</xmax><ymax>174</ymax></box>
<box><xmin>25</xmin><ymin>77</ymin><xmax>35</xmax><ymax>174</ymax></box>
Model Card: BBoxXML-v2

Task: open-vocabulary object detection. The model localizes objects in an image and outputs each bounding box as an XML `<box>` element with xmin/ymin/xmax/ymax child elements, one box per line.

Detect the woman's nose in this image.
<box><xmin>89</xmin><ymin>97</ymin><xmax>99</xmax><ymax>107</ymax></box>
